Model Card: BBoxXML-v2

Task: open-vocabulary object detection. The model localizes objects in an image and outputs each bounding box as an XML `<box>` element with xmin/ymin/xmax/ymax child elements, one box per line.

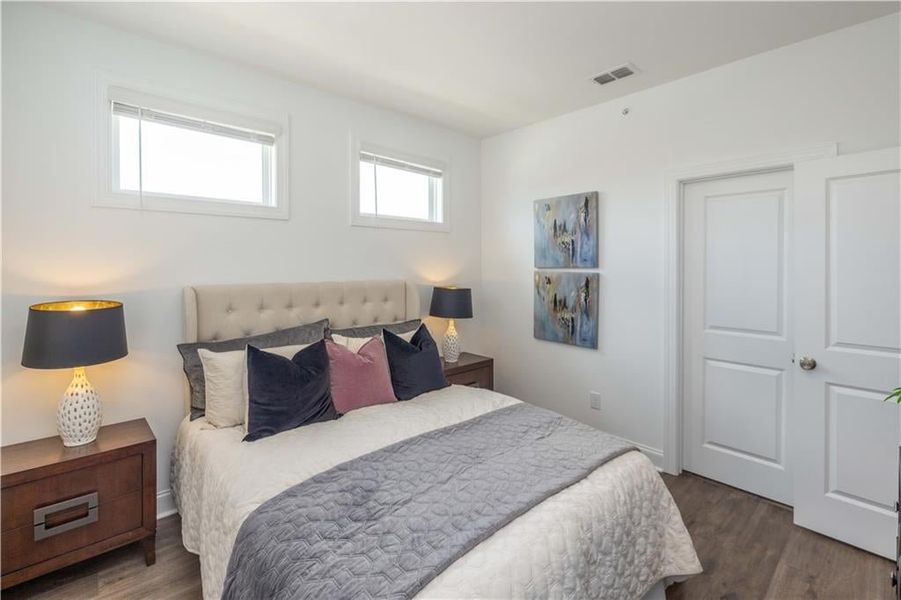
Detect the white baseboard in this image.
<box><xmin>624</xmin><ymin>440</ymin><xmax>665</xmax><ymax>471</ymax></box>
<box><xmin>157</xmin><ymin>489</ymin><xmax>177</xmax><ymax>519</ymax></box>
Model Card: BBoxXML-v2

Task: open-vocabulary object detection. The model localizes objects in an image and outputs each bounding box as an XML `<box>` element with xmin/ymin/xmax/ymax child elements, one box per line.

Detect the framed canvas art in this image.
<box><xmin>534</xmin><ymin>192</ymin><xmax>598</xmax><ymax>268</ymax></box>
<box><xmin>534</xmin><ymin>271</ymin><xmax>599</xmax><ymax>348</ymax></box>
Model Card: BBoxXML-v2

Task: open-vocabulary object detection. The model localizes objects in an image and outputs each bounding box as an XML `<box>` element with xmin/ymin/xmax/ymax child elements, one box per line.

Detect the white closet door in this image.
<box><xmin>683</xmin><ymin>169</ymin><xmax>794</xmax><ymax>504</ymax></box>
<box><xmin>792</xmin><ymin>147</ymin><xmax>900</xmax><ymax>559</ymax></box>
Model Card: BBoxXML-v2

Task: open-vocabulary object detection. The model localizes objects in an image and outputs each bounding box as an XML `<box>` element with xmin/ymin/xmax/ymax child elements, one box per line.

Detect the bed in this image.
<box><xmin>171</xmin><ymin>280</ymin><xmax>701</xmax><ymax>599</ymax></box>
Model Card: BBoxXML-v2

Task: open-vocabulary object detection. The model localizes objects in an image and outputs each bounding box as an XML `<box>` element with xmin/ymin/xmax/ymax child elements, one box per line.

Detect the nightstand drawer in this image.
<box><xmin>1</xmin><ymin>454</ymin><xmax>142</xmax><ymax>531</ymax></box>
<box><xmin>1</xmin><ymin>418</ymin><xmax>156</xmax><ymax>589</ymax></box>
<box><xmin>447</xmin><ymin>366</ymin><xmax>492</xmax><ymax>389</ymax></box>
<box><xmin>1</xmin><ymin>490</ymin><xmax>142</xmax><ymax>574</ymax></box>
<box><xmin>442</xmin><ymin>353</ymin><xmax>494</xmax><ymax>391</ymax></box>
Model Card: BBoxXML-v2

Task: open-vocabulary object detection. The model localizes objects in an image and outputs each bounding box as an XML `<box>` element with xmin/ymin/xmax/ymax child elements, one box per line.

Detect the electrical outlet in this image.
<box><xmin>589</xmin><ymin>391</ymin><xmax>601</xmax><ymax>411</ymax></box>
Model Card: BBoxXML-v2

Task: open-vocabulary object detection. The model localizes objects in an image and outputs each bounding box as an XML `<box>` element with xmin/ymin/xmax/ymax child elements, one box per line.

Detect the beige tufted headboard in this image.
<box><xmin>183</xmin><ymin>279</ymin><xmax>421</xmax><ymax>344</ymax></box>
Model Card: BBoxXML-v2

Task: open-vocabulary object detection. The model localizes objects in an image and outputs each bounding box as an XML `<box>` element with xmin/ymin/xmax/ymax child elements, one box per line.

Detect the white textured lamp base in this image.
<box><xmin>57</xmin><ymin>367</ymin><xmax>102</xmax><ymax>447</ymax></box>
<box><xmin>443</xmin><ymin>319</ymin><xmax>461</xmax><ymax>363</ymax></box>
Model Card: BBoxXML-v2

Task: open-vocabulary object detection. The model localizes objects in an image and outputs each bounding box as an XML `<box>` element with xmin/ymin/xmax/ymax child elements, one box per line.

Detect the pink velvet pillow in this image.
<box><xmin>325</xmin><ymin>338</ymin><xmax>396</xmax><ymax>414</ymax></box>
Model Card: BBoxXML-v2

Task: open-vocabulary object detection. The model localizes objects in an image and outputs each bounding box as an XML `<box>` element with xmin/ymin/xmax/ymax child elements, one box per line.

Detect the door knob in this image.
<box><xmin>799</xmin><ymin>356</ymin><xmax>817</xmax><ymax>371</ymax></box>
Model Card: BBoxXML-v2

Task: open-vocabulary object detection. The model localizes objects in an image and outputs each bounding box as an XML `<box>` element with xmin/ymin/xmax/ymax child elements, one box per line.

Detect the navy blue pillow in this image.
<box><xmin>244</xmin><ymin>341</ymin><xmax>337</xmax><ymax>442</ymax></box>
<box><xmin>384</xmin><ymin>325</ymin><xmax>449</xmax><ymax>401</ymax></box>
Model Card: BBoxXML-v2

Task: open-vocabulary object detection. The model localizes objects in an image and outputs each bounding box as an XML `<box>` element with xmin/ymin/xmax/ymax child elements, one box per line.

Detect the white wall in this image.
<box><xmin>480</xmin><ymin>14</ymin><xmax>900</xmax><ymax>465</ymax></box>
<box><xmin>1</xmin><ymin>4</ymin><xmax>482</xmax><ymax>513</ymax></box>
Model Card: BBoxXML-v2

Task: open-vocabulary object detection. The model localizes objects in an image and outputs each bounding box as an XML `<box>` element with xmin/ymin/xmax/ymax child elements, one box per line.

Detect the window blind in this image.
<box><xmin>360</xmin><ymin>151</ymin><xmax>442</xmax><ymax>179</ymax></box>
<box><xmin>111</xmin><ymin>102</ymin><xmax>276</xmax><ymax>146</ymax></box>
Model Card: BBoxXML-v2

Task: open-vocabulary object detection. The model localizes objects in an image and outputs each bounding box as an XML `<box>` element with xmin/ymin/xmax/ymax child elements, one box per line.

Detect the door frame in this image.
<box><xmin>661</xmin><ymin>142</ymin><xmax>837</xmax><ymax>475</ymax></box>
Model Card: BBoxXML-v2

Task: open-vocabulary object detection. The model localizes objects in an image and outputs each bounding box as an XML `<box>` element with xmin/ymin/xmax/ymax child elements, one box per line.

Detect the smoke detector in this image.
<box><xmin>593</xmin><ymin>63</ymin><xmax>638</xmax><ymax>86</ymax></box>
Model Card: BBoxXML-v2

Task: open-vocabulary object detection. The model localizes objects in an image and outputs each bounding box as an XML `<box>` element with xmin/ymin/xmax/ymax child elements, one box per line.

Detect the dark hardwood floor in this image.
<box><xmin>664</xmin><ymin>471</ymin><xmax>894</xmax><ymax>600</ymax></box>
<box><xmin>4</xmin><ymin>472</ymin><xmax>894</xmax><ymax>599</ymax></box>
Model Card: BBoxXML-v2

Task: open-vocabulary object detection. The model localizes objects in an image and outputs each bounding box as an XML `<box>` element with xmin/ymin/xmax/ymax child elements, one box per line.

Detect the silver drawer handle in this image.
<box><xmin>33</xmin><ymin>492</ymin><xmax>99</xmax><ymax>541</ymax></box>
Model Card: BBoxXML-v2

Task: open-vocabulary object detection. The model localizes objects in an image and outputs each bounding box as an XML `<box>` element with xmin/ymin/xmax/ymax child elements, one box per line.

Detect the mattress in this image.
<box><xmin>171</xmin><ymin>385</ymin><xmax>701</xmax><ymax>599</ymax></box>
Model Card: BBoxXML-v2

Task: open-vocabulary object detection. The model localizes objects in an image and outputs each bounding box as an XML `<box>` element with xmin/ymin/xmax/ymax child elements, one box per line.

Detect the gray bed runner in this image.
<box><xmin>222</xmin><ymin>402</ymin><xmax>636</xmax><ymax>600</ymax></box>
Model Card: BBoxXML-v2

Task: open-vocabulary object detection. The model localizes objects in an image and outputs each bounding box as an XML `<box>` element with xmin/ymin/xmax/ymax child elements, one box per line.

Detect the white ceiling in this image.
<box><xmin>60</xmin><ymin>2</ymin><xmax>899</xmax><ymax>137</ymax></box>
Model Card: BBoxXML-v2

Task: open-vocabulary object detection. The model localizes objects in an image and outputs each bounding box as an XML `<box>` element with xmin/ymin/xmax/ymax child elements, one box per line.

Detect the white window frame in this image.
<box><xmin>350</xmin><ymin>136</ymin><xmax>450</xmax><ymax>232</ymax></box>
<box><xmin>95</xmin><ymin>79</ymin><xmax>290</xmax><ymax>220</ymax></box>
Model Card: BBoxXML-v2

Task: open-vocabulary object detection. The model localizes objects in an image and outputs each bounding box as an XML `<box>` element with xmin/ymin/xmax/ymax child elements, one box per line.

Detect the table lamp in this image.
<box><xmin>21</xmin><ymin>300</ymin><xmax>128</xmax><ymax>447</ymax></box>
<box><xmin>429</xmin><ymin>287</ymin><xmax>472</xmax><ymax>363</ymax></box>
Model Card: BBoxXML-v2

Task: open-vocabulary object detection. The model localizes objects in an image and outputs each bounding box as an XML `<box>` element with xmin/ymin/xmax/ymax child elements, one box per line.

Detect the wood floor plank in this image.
<box><xmin>3</xmin><ymin>473</ymin><xmax>893</xmax><ymax>599</ymax></box>
<box><xmin>665</xmin><ymin>471</ymin><xmax>894</xmax><ymax>600</ymax></box>
<box><xmin>765</xmin><ymin>526</ymin><xmax>894</xmax><ymax>600</ymax></box>
<box><xmin>663</xmin><ymin>471</ymin><xmax>790</xmax><ymax>599</ymax></box>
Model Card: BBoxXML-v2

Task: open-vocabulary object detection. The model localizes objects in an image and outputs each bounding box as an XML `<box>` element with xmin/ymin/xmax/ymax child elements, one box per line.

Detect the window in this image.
<box><xmin>98</xmin><ymin>85</ymin><xmax>288</xmax><ymax>219</ymax></box>
<box><xmin>352</xmin><ymin>141</ymin><xmax>448</xmax><ymax>231</ymax></box>
<box><xmin>113</xmin><ymin>103</ymin><xmax>274</xmax><ymax>204</ymax></box>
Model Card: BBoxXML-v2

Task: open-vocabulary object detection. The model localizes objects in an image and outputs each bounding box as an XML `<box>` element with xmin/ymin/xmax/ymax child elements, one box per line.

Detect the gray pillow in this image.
<box><xmin>328</xmin><ymin>319</ymin><xmax>420</xmax><ymax>340</ymax></box>
<box><xmin>178</xmin><ymin>319</ymin><xmax>329</xmax><ymax>419</ymax></box>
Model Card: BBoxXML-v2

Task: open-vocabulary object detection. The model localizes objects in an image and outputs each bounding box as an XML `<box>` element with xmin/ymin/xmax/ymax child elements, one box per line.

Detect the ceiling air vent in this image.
<box><xmin>593</xmin><ymin>63</ymin><xmax>638</xmax><ymax>86</ymax></box>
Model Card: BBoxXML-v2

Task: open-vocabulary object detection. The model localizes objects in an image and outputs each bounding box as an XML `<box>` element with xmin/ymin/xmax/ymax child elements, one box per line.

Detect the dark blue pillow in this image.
<box><xmin>244</xmin><ymin>340</ymin><xmax>337</xmax><ymax>442</ymax></box>
<box><xmin>384</xmin><ymin>325</ymin><xmax>449</xmax><ymax>401</ymax></box>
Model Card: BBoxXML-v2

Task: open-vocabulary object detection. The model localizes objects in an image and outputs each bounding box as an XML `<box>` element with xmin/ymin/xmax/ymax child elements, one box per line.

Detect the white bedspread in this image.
<box><xmin>172</xmin><ymin>385</ymin><xmax>701</xmax><ymax>599</ymax></box>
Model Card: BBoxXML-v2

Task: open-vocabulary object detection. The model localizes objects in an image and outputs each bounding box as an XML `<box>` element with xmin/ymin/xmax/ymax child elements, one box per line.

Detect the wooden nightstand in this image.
<box><xmin>1</xmin><ymin>418</ymin><xmax>156</xmax><ymax>589</ymax></box>
<box><xmin>442</xmin><ymin>352</ymin><xmax>494</xmax><ymax>390</ymax></box>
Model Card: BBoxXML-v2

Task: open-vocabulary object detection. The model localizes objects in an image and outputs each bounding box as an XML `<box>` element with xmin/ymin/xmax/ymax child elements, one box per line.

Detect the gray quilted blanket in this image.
<box><xmin>221</xmin><ymin>402</ymin><xmax>635</xmax><ymax>600</ymax></box>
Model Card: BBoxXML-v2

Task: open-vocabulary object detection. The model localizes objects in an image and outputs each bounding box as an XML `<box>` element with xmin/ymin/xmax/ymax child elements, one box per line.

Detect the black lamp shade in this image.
<box><xmin>22</xmin><ymin>300</ymin><xmax>128</xmax><ymax>369</ymax></box>
<box><xmin>429</xmin><ymin>287</ymin><xmax>473</xmax><ymax>319</ymax></box>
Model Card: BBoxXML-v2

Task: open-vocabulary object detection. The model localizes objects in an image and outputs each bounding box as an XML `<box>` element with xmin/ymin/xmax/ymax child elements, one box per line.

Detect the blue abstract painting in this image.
<box><xmin>534</xmin><ymin>192</ymin><xmax>598</xmax><ymax>268</ymax></box>
<box><xmin>534</xmin><ymin>271</ymin><xmax>599</xmax><ymax>348</ymax></box>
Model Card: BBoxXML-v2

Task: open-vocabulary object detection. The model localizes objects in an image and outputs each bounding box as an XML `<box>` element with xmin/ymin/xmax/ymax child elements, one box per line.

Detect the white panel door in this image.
<box><xmin>792</xmin><ymin>147</ymin><xmax>901</xmax><ymax>559</ymax></box>
<box><xmin>683</xmin><ymin>170</ymin><xmax>794</xmax><ymax>504</ymax></box>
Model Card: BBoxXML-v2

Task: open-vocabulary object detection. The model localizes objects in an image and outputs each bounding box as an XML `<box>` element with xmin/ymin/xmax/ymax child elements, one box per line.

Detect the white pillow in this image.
<box><xmin>199</xmin><ymin>343</ymin><xmax>310</xmax><ymax>428</ymax></box>
<box><xmin>331</xmin><ymin>330</ymin><xmax>415</xmax><ymax>353</ymax></box>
